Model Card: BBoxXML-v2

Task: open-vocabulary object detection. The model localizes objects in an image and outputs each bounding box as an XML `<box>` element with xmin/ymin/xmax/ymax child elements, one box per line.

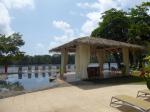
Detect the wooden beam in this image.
<box><xmin>75</xmin><ymin>46</ymin><xmax>80</xmax><ymax>78</ymax></box>
<box><xmin>122</xmin><ymin>47</ymin><xmax>129</xmax><ymax>75</ymax></box>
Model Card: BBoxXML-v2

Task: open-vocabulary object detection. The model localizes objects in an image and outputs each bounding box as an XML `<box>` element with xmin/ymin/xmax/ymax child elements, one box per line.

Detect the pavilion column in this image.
<box><xmin>97</xmin><ymin>49</ymin><xmax>105</xmax><ymax>78</ymax></box>
<box><xmin>75</xmin><ymin>46</ymin><xmax>80</xmax><ymax>79</ymax></box>
<box><xmin>76</xmin><ymin>44</ymin><xmax>90</xmax><ymax>79</ymax></box>
<box><xmin>122</xmin><ymin>47</ymin><xmax>129</xmax><ymax>75</ymax></box>
<box><xmin>60</xmin><ymin>49</ymin><xmax>68</xmax><ymax>79</ymax></box>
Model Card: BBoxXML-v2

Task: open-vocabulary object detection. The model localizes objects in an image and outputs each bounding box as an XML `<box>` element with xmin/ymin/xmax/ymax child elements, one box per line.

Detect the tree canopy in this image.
<box><xmin>0</xmin><ymin>33</ymin><xmax>24</xmax><ymax>57</ymax></box>
<box><xmin>91</xmin><ymin>8</ymin><xmax>129</xmax><ymax>42</ymax></box>
<box><xmin>0</xmin><ymin>33</ymin><xmax>25</xmax><ymax>71</ymax></box>
<box><xmin>91</xmin><ymin>2</ymin><xmax>150</xmax><ymax>45</ymax></box>
<box><xmin>128</xmin><ymin>2</ymin><xmax>150</xmax><ymax>44</ymax></box>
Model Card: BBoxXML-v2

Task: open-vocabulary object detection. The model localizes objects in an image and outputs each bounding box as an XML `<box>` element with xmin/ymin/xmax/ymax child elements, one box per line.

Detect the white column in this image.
<box><xmin>76</xmin><ymin>44</ymin><xmax>90</xmax><ymax>79</ymax></box>
<box><xmin>122</xmin><ymin>47</ymin><xmax>129</xmax><ymax>75</ymax></box>
<box><xmin>60</xmin><ymin>49</ymin><xmax>68</xmax><ymax>79</ymax></box>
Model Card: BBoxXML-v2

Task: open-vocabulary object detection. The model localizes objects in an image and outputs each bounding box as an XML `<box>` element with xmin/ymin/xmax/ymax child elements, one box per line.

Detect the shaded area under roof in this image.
<box><xmin>49</xmin><ymin>37</ymin><xmax>145</xmax><ymax>52</ymax></box>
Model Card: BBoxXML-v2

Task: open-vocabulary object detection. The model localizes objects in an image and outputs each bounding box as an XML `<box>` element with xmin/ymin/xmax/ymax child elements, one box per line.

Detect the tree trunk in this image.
<box><xmin>4</xmin><ymin>64</ymin><xmax>8</xmax><ymax>74</ymax></box>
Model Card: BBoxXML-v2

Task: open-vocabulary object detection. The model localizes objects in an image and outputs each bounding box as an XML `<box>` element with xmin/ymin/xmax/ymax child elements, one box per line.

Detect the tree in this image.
<box><xmin>91</xmin><ymin>8</ymin><xmax>129</xmax><ymax>42</ymax></box>
<box><xmin>90</xmin><ymin>2</ymin><xmax>150</xmax><ymax>68</ymax></box>
<box><xmin>0</xmin><ymin>33</ymin><xmax>25</xmax><ymax>73</ymax></box>
<box><xmin>91</xmin><ymin>2</ymin><xmax>150</xmax><ymax>45</ymax></box>
<box><xmin>128</xmin><ymin>2</ymin><xmax>150</xmax><ymax>44</ymax></box>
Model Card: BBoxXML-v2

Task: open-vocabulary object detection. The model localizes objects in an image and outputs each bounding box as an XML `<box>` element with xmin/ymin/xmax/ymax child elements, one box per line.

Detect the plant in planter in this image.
<box><xmin>139</xmin><ymin>56</ymin><xmax>150</xmax><ymax>89</ymax></box>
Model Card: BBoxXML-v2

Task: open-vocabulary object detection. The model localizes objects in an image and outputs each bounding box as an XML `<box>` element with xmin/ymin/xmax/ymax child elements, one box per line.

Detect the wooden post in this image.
<box><xmin>122</xmin><ymin>47</ymin><xmax>129</xmax><ymax>75</ymax></box>
<box><xmin>75</xmin><ymin>46</ymin><xmax>80</xmax><ymax>79</ymax></box>
<box><xmin>60</xmin><ymin>49</ymin><xmax>68</xmax><ymax>79</ymax></box>
<box><xmin>132</xmin><ymin>49</ymin><xmax>136</xmax><ymax>65</ymax></box>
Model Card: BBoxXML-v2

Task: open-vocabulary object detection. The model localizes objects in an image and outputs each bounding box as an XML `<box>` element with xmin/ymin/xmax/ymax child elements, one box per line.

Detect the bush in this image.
<box><xmin>139</xmin><ymin>55</ymin><xmax>150</xmax><ymax>89</ymax></box>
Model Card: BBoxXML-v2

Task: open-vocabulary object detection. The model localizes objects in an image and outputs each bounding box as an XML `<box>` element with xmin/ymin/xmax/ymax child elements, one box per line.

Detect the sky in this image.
<box><xmin>0</xmin><ymin>0</ymin><xmax>149</xmax><ymax>55</ymax></box>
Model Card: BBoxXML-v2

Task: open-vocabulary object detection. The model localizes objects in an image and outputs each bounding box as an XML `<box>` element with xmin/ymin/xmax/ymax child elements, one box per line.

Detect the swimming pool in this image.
<box><xmin>6</xmin><ymin>72</ymin><xmax>58</xmax><ymax>91</ymax></box>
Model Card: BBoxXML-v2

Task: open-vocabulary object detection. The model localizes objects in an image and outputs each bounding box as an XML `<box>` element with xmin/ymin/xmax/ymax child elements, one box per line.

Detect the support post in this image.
<box><xmin>132</xmin><ymin>49</ymin><xmax>136</xmax><ymax>65</ymax></box>
<box><xmin>97</xmin><ymin>49</ymin><xmax>105</xmax><ymax>78</ymax></box>
<box><xmin>75</xmin><ymin>46</ymin><xmax>80</xmax><ymax>79</ymax></box>
<box><xmin>60</xmin><ymin>49</ymin><xmax>68</xmax><ymax>79</ymax></box>
<box><xmin>122</xmin><ymin>47</ymin><xmax>129</xmax><ymax>75</ymax></box>
<box><xmin>75</xmin><ymin>44</ymin><xmax>90</xmax><ymax>79</ymax></box>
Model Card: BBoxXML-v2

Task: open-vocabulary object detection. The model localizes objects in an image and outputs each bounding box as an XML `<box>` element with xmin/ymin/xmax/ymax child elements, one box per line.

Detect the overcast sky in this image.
<box><xmin>0</xmin><ymin>0</ymin><xmax>149</xmax><ymax>55</ymax></box>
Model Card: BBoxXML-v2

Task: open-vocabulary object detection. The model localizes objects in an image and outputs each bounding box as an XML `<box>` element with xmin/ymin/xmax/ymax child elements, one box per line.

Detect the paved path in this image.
<box><xmin>0</xmin><ymin>81</ymin><xmax>146</xmax><ymax>112</ymax></box>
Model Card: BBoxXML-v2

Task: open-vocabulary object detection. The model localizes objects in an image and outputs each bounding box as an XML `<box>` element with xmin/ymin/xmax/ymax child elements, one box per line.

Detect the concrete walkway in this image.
<box><xmin>0</xmin><ymin>81</ymin><xmax>147</xmax><ymax>112</ymax></box>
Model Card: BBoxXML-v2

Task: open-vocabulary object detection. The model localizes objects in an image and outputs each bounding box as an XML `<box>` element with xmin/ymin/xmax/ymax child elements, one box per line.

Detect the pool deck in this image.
<box><xmin>0</xmin><ymin>80</ymin><xmax>147</xmax><ymax>112</ymax></box>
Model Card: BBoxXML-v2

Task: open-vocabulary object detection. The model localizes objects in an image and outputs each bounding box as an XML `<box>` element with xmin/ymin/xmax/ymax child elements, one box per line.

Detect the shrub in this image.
<box><xmin>139</xmin><ymin>55</ymin><xmax>150</xmax><ymax>89</ymax></box>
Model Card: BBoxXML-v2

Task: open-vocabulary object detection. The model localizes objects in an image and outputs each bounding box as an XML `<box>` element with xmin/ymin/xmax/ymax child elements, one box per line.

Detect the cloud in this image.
<box><xmin>77</xmin><ymin>2</ymin><xmax>101</xmax><ymax>10</ymax></box>
<box><xmin>52</xmin><ymin>20</ymin><xmax>74</xmax><ymax>36</ymax></box>
<box><xmin>0</xmin><ymin>0</ymin><xmax>35</xmax><ymax>35</ymax></box>
<box><xmin>1</xmin><ymin>0</ymin><xmax>35</xmax><ymax>9</ymax></box>
<box><xmin>49</xmin><ymin>20</ymin><xmax>77</xmax><ymax>50</ymax></box>
<box><xmin>116</xmin><ymin>0</ymin><xmax>149</xmax><ymax>10</ymax></box>
<box><xmin>81</xmin><ymin>12</ymin><xmax>100</xmax><ymax>35</ymax></box>
<box><xmin>77</xmin><ymin>0</ymin><xmax>119</xmax><ymax>11</ymax></box>
<box><xmin>53</xmin><ymin>20</ymin><xmax>71</xmax><ymax>30</ymax></box>
<box><xmin>0</xmin><ymin>2</ymin><xmax>13</xmax><ymax>34</ymax></box>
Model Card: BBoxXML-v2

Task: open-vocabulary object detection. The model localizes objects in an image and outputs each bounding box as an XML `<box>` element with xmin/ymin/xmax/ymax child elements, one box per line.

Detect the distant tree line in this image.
<box><xmin>4</xmin><ymin>54</ymin><xmax>75</xmax><ymax>65</ymax></box>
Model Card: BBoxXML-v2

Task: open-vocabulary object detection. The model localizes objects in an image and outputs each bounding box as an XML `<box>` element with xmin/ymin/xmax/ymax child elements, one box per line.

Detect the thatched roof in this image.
<box><xmin>49</xmin><ymin>37</ymin><xmax>145</xmax><ymax>52</ymax></box>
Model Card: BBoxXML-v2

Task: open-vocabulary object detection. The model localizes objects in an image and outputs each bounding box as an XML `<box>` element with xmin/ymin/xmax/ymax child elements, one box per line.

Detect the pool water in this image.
<box><xmin>6</xmin><ymin>72</ymin><xmax>58</xmax><ymax>91</ymax></box>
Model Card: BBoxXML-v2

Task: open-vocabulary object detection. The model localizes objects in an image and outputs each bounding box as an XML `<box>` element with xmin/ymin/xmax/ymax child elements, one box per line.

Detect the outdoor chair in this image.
<box><xmin>110</xmin><ymin>95</ymin><xmax>150</xmax><ymax>112</ymax></box>
<box><xmin>137</xmin><ymin>89</ymin><xmax>150</xmax><ymax>98</ymax></box>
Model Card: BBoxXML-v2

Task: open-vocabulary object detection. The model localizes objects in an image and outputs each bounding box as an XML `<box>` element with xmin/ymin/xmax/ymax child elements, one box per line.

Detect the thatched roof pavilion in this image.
<box><xmin>50</xmin><ymin>37</ymin><xmax>144</xmax><ymax>52</ymax></box>
<box><xmin>50</xmin><ymin>37</ymin><xmax>144</xmax><ymax>80</ymax></box>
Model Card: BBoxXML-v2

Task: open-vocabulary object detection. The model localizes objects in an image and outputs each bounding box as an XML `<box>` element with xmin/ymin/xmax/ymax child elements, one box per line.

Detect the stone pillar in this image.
<box><xmin>122</xmin><ymin>47</ymin><xmax>129</xmax><ymax>75</ymax></box>
<box><xmin>97</xmin><ymin>49</ymin><xmax>105</xmax><ymax>78</ymax></box>
<box><xmin>75</xmin><ymin>44</ymin><xmax>90</xmax><ymax>79</ymax></box>
<box><xmin>60</xmin><ymin>49</ymin><xmax>68</xmax><ymax>79</ymax></box>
